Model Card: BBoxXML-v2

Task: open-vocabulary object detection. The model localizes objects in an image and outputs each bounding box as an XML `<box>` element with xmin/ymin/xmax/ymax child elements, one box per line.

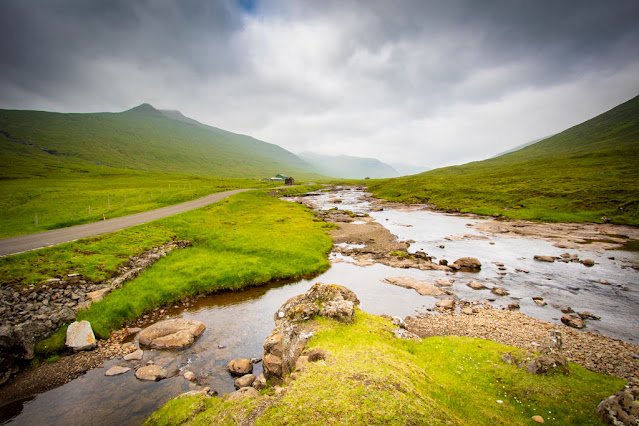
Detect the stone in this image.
<box><xmin>596</xmin><ymin>379</ymin><xmax>639</xmax><ymax>425</ymax></box>
<box><xmin>391</xmin><ymin>328</ymin><xmax>422</xmax><ymax>341</ymax></box>
<box><xmin>234</xmin><ymin>373</ymin><xmax>256</xmax><ymax>389</ymax></box>
<box><xmin>294</xmin><ymin>355</ymin><xmax>309</xmax><ymax>371</ymax></box>
<box><xmin>135</xmin><ymin>365</ymin><xmax>167</xmax><ymax>381</ymax></box>
<box><xmin>319</xmin><ymin>300</ymin><xmax>356</xmax><ymax>322</ymax></box>
<box><xmin>582</xmin><ymin>258</ymin><xmax>596</xmax><ymax>266</ymax></box>
<box><xmin>561</xmin><ymin>314</ymin><xmax>585</xmax><ymax>329</ymax></box>
<box><xmin>226</xmin><ymin>387</ymin><xmax>258</xmax><ymax>401</ymax></box>
<box><xmin>250</xmin><ymin>357</ymin><xmax>262</xmax><ymax>364</ymax></box>
<box><xmin>105</xmin><ymin>366</ymin><xmax>131</xmax><ymax>376</ymax></box>
<box><xmin>507</xmin><ymin>304</ymin><xmax>520</xmax><ymax>311</ymax></box>
<box><xmin>599</xmin><ymin>279</ymin><xmax>611</xmax><ymax>285</ymax></box>
<box><xmin>384</xmin><ymin>277</ymin><xmax>446</xmax><ymax>296</ymax></box>
<box><xmin>534</xmin><ymin>255</ymin><xmax>555</xmax><ymax>262</ymax></box>
<box><xmin>86</xmin><ymin>288</ymin><xmax>110</xmax><ymax>303</ymax></box>
<box><xmin>274</xmin><ymin>283</ymin><xmax>360</xmax><ymax>324</ymax></box>
<box><xmin>578</xmin><ymin>311</ymin><xmax>601</xmax><ymax>320</ymax></box>
<box><xmin>227</xmin><ymin>358</ymin><xmax>253</xmax><ymax>376</ymax></box>
<box><xmin>138</xmin><ymin>318</ymin><xmax>205</xmax><ymax>349</ymax></box>
<box><xmin>461</xmin><ymin>307</ymin><xmax>474</xmax><ymax>315</ymax></box>
<box><xmin>263</xmin><ymin>353</ymin><xmax>283</xmax><ymax>378</ymax></box>
<box><xmin>468</xmin><ymin>281</ymin><xmax>487</xmax><ymax>290</ymax></box>
<box><xmin>263</xmin><ymin>332</ymin><xmax>283</xmax><ymax>357</ymax></box>
<box><xmin>560</xmin><ymin>306</ymin><xmax>574</xmax><ymax>314</ymax></box>
<box><xmin>435</xmin><ymin>299</ymin><xmax>455</xmax><ymax>309</ymax></box>
<box><xmin>252</xmin><ymin>374</ymin><xmax>267</xmax><ymax>390</ymax></box>
<box><xmin>533</xmin><ymin>298</ymin><xmax>547</xmax><ymax>307</ymax></box>
<box><xmin>183</xmin><ymin>371</ymin><xmax>196</xmax><ymax>382</ymax></box>
<box><xmin>491</xmin><ymin>287</ymin><xmax>509</xmax><ymax>296</ymax></box>
<box><xmin>532</xmin><ymin>415</ymin><xmax>545</xmax><ymax>423</ymax></box>
<box><xmin>436</xmin><ymin>279</ymin><xmax>453</xmax><ymax>287</ymax></box>
<box><xmin>65</xmin><ymin>320</ymin><xmax>97</xmax><ymax>351</ymax></box>
<box><xmin>451</xmin><ymin>257</ymin><xmax>482</xmax><ymax>271</ymax></box>
<box><xmin>124</xmin><ymin>349</ymin><xmax>143</xmax><ymax>361</ymax></box>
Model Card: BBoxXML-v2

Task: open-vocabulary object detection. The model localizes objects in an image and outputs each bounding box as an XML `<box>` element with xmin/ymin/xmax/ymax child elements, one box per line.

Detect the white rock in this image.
<box><xmin>105</xmin><ymin>366</ymin><xmax>131</xmax><ymax>376</ymax></box>
<box><xmin>65</xmin><ymin>321</ymin><xmax>96</xmax><ymax>351</ymax></box>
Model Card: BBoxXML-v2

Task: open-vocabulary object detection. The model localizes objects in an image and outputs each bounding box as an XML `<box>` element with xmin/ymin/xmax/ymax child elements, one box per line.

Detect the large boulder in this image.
<box><xmin>384</xmin><ymin>277</ymin><xmax>446</xmax><ymax>296</ymax></box>
<box><xmin>451</xmin><ymin>257</ymin><xmax>482</xmax><ymax>271</ymax></box>
<box><xmin>264</xmin><ymin>283</ymin><xmax>358</xmax><ymax>386</ymax></box>
<box><xmin>66</xmin><ymin>320</ymin><xmax>97</xmax><ymax>351</ymax></box>
<box><xmin>234</xmin><ymin>374</ymin><xmax>256</xmax><ymax>389</ymax></box>
<box><xmin>274</xmin><ymin>283</ymin><xmax>360</xmax><ymax>324</ymax></box>
<box><xmin>138</xmin><ymin>318</ymin><xmax>205</xmax><ymax>349</ymax></box>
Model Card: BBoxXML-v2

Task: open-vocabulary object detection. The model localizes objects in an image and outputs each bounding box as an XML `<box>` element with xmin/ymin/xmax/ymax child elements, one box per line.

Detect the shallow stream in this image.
<box><xmin>5</xmin><ymin>187</ymin><xmax>638</xmax><ymax>425</ymax></box>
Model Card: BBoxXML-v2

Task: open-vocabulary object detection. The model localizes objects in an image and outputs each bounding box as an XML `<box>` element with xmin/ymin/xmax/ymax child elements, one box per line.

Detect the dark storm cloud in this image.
<box><xmin>1</xmin><ymin>0</ymin><xmax>638</xmax><ymax>167</ymax></box>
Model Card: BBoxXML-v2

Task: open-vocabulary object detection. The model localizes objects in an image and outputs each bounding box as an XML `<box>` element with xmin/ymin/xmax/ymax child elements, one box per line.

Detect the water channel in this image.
<box><xmin>5</xmin><ymin>188</ymin><xmax>638</xmax><ymax>425</ymax></box>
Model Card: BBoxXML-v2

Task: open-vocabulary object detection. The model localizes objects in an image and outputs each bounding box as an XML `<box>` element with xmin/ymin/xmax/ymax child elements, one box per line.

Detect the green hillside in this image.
<box><xmin>368</xmin><ymin>94</ymin><xmax>639</xmax><ymax>225</ymax></box>
<box><xmin>0</xmin><ymin>103</ymin><xmax>319</xmax><ymax>179</ymax></box>
<box><xmin>0</xmin><ymin>104</ymin><xmax>324</xmax><ymax>238</ymax></box>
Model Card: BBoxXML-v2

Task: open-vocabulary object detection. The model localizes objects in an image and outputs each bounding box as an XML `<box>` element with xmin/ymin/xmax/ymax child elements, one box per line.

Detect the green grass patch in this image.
<box><xmin>30</xmin><ymin>191</ymin><xmax>333</xmax><ymax>353</ymax></box>
<box><xmin>148</xmin><ymin>311</ymin><xmax>623</xmax><ymax>425</ymax></box>
<box><xmin>366</xmin><ymin>95</ymin><xmax>639</xmax><ymax>225</ymax></box>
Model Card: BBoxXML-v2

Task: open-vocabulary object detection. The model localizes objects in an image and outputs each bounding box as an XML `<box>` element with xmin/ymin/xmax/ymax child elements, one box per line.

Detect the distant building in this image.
<box><xmin>285</xmin><ymin>177</ymin><xmax>295</xmax><ymax>185</ymax></box>
<box><xmin>269</xmin><ymin>173</ymin><xmax>291</xmax><ymax>182</ymax></box>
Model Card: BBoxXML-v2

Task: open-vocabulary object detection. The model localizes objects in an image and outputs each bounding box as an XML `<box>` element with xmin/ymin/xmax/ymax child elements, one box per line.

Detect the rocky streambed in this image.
<box><xmin>2</xmin><ymin>186</ymin><xmax>638</xmax><ymax>425</ymax></box>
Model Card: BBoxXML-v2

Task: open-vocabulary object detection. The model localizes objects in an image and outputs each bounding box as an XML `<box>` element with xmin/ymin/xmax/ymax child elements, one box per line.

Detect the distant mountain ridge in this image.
<box><xmin>490</xmin><ymin>135</ymin><xmax>553</xmax><ymax>159</ymax></box>
<box><xmin>0</xmin><ymin>103</ymin><xmax>321</xmax><ymax>179</ymax></box>
<box><xmin>298</xmin><ymin>152</ymin><xmax>399</xmax><ymax>179</ymax></box>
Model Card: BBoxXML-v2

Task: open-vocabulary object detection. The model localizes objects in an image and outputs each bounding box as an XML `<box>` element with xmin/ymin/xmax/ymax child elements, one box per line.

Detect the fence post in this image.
<box><xmin>89</xmin><ymin>205</ymin><xmax>91</xmax><ymax>217</ymax></box>
<box><xmin>108</xmin><ymin>195</ymin><xmax>110</xmax><ymax>211</ymax></box>
<box><xmin>35</xmin><ymin>212</ymin><xmax>38</xmax><ymax>228</ymax></box>
<box><xmin>124</xmin><ymin>194</ymin><xmax>126</xmax><ymax>206</ymax></box>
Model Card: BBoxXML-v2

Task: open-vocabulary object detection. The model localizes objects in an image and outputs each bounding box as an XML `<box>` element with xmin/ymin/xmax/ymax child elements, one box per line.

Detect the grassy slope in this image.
<box><xmin>146</xmin><ymin>311</ymin><xmax>622</xmax><ymax>425</ymax></box>
<box><xmin>367</xmin><ymin>94</ymin><xmax>639</xmax><ymax>225</ymax></box>
<box><xmin>0</xmin><ymin>104</ymin><xmax>319</xmax><ymax>179</ymax></box>
<box><xmin>31</xmin><ymin>190</ymin><xmax>333</xmax><ymax>354</ymax></box>
<box><xmin>0</xmin><ymin>104</ymin><xmax>326</xmax><ymax>238</ymax></box>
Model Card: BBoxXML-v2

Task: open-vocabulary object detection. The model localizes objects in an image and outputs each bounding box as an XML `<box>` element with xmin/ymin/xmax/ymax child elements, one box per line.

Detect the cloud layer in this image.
<box><xmin>1</xmin><ymin>0</ymin><xmax>638</xmax><ymax>168</ymax></box>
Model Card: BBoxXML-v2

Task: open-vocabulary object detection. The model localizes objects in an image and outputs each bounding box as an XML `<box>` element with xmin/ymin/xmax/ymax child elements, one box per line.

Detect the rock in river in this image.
<box><xmin>227</xmin><ymin>358</ymin><xmax>253</xmax><ymax>376</ymax></box>
<box><xmin>561</xmin><ymin>314</ymin><xmax>585</xmax><ymax>329</ymax></box>
<box><xmin>467</xmin><ymin>281</ymin><xmax>487</xmax><ymax>290</ymax></box>
<box><xmin>534</xmin><ymin>255</ymin><xmax>556</xmax><ymax>263</ymax></box>
<box><xmin>135</xmin><ymin>365</ymin><xmax>167</xmax><ymax>381</ymax></box>
<box><xmin>450</xmin><ymin>257</ymin><xmax>482</xmax><ymax>271</ymax></box>
<box><xmin>384</xmin><ymin>277</ymin><xmax>446</xmax><ymax>296</ymax></box>
<box><xmin>138</xmin><ymin>318</ymin><xmax>205</xmax><ymax>349</ymax></box>
<box><xmin>66</xmin><ymin>320</ymin><xmax>96</xmax><ymax>351</ymax></box>
<box><xmin>105</xmin><ymin>366</ymin><xmax>131</xmax><ymax>376</ymax></box>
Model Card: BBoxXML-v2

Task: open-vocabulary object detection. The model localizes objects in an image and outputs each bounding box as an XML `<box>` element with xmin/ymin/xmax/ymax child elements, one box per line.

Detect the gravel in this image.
<box><xmin>405</xmin><ymin>306</ymin><xmax>639</xmax><ymax>381</ymax></box>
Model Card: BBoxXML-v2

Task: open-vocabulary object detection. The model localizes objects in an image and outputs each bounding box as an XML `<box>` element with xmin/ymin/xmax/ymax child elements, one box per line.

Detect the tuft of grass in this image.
<box><xmin>148</xmin><ymin>311</ymin><xmax>624</xmax><ymax>425</ymax></box>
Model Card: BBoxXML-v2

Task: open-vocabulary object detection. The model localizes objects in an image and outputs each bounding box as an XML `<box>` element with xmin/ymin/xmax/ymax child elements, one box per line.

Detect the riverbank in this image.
<box><xmin>405</xmin><ymin>305</ymin><xmax>639</xmax><ymax>381</ymax></box>
<box><xmin>146</xmin><ymin>305</ymin><xmax>626</xmax><ymax>425</ymax></box>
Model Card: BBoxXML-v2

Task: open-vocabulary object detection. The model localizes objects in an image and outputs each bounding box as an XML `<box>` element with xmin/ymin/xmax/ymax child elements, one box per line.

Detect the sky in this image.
<box><xmin>1</xmin><ymin>0</ymin><xmax>638</xmax><ymax>170</ymax></box>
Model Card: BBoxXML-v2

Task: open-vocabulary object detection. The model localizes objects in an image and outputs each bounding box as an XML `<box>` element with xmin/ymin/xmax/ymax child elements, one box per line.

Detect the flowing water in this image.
<box><xmin>4</xmin><ymin>188</ymin><xmax>638</xmax><ymax>425</ymax></box>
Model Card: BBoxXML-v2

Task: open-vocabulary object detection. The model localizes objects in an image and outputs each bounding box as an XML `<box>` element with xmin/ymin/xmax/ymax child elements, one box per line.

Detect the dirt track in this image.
<box><xmin>0</xmin><ymin>189</ymin><xmax>250</xmax><ymax>257</ymax></box>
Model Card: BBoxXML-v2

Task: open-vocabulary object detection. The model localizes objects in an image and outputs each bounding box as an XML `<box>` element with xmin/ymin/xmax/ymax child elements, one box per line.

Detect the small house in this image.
<box><xmin>285</xmin><ymin>177</ymin><xmax>295</xmax><ymax>185</ymax></box>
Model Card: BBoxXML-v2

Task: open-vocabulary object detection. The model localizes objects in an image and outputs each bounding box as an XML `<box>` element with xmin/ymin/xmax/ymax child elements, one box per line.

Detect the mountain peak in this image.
<box><xmin>123</xmin><ymin>103</ymin><xmax>162</xmax><ymax>116</ymax></box>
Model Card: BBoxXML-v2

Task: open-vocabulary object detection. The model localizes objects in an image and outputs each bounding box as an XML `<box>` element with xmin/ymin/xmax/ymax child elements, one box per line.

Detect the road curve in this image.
<box><xmin>0</xmin><ymin>188</ymin><xmax>252</xmax><ymax>257</ymax></box>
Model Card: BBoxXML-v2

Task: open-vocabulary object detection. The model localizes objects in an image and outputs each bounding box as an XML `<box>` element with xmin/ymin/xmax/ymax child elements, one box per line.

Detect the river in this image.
<box><xmin>5</xmin><ymin>187</ymin><xmax>638</xmax><ymax>425</ymax></box>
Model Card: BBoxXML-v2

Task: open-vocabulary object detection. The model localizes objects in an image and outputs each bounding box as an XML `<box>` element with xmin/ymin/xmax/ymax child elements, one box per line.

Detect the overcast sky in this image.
<box><xmin>1</xmin><ymin>0</ymin><xmax>638</xmax><ymax>170</ymax></box>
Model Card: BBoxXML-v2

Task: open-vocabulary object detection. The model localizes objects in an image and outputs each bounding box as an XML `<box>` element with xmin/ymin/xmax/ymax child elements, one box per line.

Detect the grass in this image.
<box><xmin>0</xmin><ymin>104</ymin><xmax>322</xmax><ymax>180</ymax></box>
<box><xmin>33</xmin><ymin>190</ymin><xmax>334</xmax><ymax>355</ymax></box>
<box><xmin>146</xmin><ymin>311</ymin><xmax>624</xmax><ymax>425</ymax></box>
<box><xmin>365</xmin><ymin>94</ymin><xmax>639</xmax><ymax>225</ymax></box>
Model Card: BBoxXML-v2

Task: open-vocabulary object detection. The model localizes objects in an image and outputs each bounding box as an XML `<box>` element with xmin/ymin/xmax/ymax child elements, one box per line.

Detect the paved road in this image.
<box><xmin>0</xmin><ymin>188</ymin><xmax>251</xmax><ymax>257</ymax></box>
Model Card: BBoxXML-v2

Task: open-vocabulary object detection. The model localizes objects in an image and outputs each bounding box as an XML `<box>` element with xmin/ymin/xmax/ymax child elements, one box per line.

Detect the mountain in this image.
<box><xmin>490</xmin><ymin>135</ymin><xmax>553</xmax><ymax>159</ymax></box>
<box><xmin>0</xmin><ymin>103</ymin><xmax>320</xmax><ymax>179</ymax></box>
<box><xmin>368</xmin><ymin>94</ymin><xmax>639</xmax><ymax>225</ymax></box>
<box><xmin>298</xmin><ymin>152</ymin><xmax>399</xmax><ymax>179</ymax></box>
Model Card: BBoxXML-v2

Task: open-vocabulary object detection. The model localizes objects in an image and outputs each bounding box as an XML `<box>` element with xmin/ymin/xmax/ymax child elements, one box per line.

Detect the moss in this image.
<box><xmin>148</xmin><ymin>311</ymin><xmax>622</xmax><ymax>425</ymax></box>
